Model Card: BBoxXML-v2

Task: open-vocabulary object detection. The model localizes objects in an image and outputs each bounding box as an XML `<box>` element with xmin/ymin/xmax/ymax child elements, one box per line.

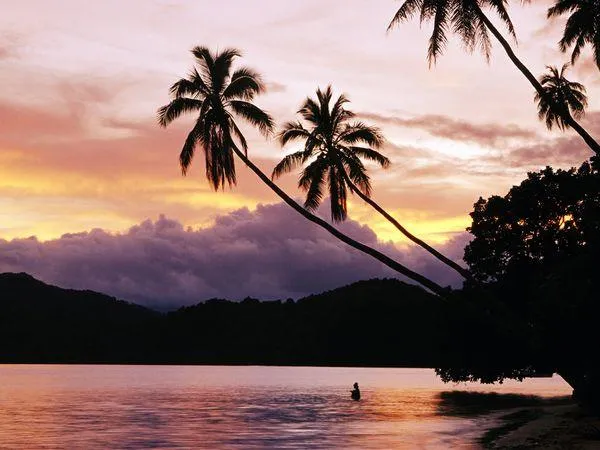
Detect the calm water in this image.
<box><xmin>0</xmin><ymin>365</ymin><xmax>571</xmax><ymax>449</ymax></box>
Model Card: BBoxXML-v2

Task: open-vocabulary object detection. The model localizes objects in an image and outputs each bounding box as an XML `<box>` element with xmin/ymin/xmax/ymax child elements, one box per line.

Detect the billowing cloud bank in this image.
<box><xmin>0</xmin><ymin>203</ymin><xmax>468</xmax><ymax>309</ymax></box>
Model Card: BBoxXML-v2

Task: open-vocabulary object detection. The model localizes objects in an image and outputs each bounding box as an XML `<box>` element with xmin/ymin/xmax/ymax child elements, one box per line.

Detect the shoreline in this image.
<box><xmin>482</xmin><ymin>401</ymin><xmax>600</xmax><ymax>449</ymax></box>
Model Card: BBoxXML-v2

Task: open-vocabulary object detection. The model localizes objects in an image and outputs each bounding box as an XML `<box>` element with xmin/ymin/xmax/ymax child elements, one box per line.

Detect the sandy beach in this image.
<box><xmin>485</xmin><ymin>402</ymin><xmax>600</xmax><ymax>449</ymax></box>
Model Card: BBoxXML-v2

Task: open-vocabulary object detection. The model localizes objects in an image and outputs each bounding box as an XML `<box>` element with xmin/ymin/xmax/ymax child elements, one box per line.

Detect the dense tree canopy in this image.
<box><xmin>464</xmin><ymin>158</ymin><xmax>600</xmax><ymax>284</ymax></box>
<box><xmin>438</xmin><ymin>158</ymin><xmax>600</xmax><ymax>396</ymax></box>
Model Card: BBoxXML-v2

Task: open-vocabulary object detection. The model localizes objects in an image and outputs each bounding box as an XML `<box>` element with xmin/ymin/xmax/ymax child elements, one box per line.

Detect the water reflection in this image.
<box><xmin>437</xmin><ymin>390</ymin><xmax>572</xmax><ymax>417</ymax></box>
<box><xmin>0</xmin><ymin>366</ymin><xmax>571</xmax><ymax>449</ymax></box>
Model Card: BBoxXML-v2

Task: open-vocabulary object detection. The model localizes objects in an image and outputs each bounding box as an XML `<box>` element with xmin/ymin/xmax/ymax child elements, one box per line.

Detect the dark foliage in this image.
<box><xmin>157</xmin><ymin>46</ymin><xmax>274</xmax><ymax>190</ymax></box>
<box><xmin>535</xmin><ymin>64</ymin><xmax>588</xmax><ymax>131</ymax></box>
<box><xmin>0</xmin><ymin>274</ymin><xmax>449</xmax><ymax>367</ymax></box>
<box><xmin>273</xmin><ymin>85</ymin><xmax>387</xmax><ymax>222</ymax></box>
<box><xmin>437</xmin><ymin>158</ymin><xmax>600</xmax><ymax>402</ymax></box>
<box><xmin>0</xmin><ymin>273</ymin><xmax>160</xmax><ymax>363</ymax></box>
<box><xmin>548</xmin><ymin>0</ymin><xmax>600</xmax><ymax>70</ymax></box>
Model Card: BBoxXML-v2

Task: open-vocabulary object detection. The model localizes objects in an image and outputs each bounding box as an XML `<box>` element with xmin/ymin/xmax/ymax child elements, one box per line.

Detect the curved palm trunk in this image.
<box><xmin>231</xmin><ymin>146</ymin><xmax>448</xmax><ymax>297</ymax></box>
<box><xmin>344</xmin><ymin>176</ymin><xmax>474</xmax><ymax>282</ymax></box>
<box><xmin>475</xmin><ymin>7</ymin><xmax>600</xmax><ymax>156</ymax></box>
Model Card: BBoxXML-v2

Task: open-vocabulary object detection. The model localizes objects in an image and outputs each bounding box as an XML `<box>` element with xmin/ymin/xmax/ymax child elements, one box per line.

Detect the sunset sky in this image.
<box><xmin>1</xmin><ymin>0</ymin><xmax>598</xmax><ymax>308</ymax></box>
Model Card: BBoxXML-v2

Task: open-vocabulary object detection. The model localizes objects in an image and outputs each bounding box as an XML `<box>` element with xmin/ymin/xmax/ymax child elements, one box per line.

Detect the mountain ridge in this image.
<box><xmin>0</xmin><ymin>272</ymin><xmax>447</xmax><ymax>366</ymax></box>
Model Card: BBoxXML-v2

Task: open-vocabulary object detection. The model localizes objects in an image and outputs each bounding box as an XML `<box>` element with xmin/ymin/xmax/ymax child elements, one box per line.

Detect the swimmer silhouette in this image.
<box><xmin>351</xmin><ymin>382</ymin><xmax>360</xmax><ymax>401</ymax></box>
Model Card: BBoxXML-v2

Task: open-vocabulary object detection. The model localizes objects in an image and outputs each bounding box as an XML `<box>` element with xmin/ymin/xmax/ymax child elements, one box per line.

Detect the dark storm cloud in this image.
<box><xmin>0</xmin><ymin>203</ymin><xmax>466</xmax><ymax>310</ymax></box>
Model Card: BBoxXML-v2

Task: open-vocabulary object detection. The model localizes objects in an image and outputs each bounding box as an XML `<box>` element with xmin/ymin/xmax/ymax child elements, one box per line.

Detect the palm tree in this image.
<box><xmin>157</xmin><ymin>46</ymin><xmax>274</xmax><ymax>190</ymax></box>
<box><xmin>273</xmin><ymin>86</ymin><xmax>472</xmax><ymax>281</ymax></box>
<box><xmin>273</xmin><ymin>86</ymin><xmax>388</xmax><ymax>223</ymax></box>
<box><xmin>548</xmin><ymin>0</ymin><xmax>600</xmax><ymax>71</ymax></box>
<box><xmin>387</xmin><ymin>0</ymin><xmax>600</xmax><ymax>156</ymax></box>
<box><xmin>158</xmin><ymin>47</ymin><xmax>447</xmax><ymax>296</ymax></box>
<box><xmin>535</xmin><ymin>64</ymin><xmax>588</xmax><ymax>131</ymax></box>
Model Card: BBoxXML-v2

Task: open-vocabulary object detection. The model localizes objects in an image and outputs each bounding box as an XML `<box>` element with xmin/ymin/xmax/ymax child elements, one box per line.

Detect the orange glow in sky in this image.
<box><xmin>1</xmin><ymin>1</ymin><xmax>597</xmax><ymax>245</ymax></box>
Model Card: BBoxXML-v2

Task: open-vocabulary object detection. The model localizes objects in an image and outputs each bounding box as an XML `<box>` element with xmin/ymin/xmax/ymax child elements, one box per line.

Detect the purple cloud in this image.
<box><xmin>0</xmin><ymin>202</ymin><xmax>467</xmax><ymax>309</ymax></box>
<box><xmin>358</xmin><ymin>112</ymin><xmax>537</xmax><ymax>147</ymax></box>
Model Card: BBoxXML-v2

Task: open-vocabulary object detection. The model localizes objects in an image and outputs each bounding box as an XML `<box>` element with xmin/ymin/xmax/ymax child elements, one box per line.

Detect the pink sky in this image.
<box><xmin>0</xmin><ymin>1</ymin><xmax>598</xmax><ymax>302</ymax></box>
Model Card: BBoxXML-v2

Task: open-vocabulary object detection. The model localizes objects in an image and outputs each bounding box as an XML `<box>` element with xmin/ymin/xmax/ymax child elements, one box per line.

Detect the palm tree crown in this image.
<box><xmin>535</xmin><ymin>64</ymin><xmax>588</xmax><ymax>131</ymax></box>
<box><xmin>157</xmin><ymin>46</ymin><xmax>274</xmax><ymax>190</ymax></box>
<box><xmin>388</xmin><ymin>0</ymin><xmax>516</xmax><ymax>64</ymax></box>
<box><xmin>272</xmin><ymin>86</ymin><xmax>389</xmax><ymax>222</ymax></box>
<box><xmin>388</xmin><ymin>0</ymin><xmax>600</xmax><ymax>155</ymax></box>
<box><xmin>548</xmin><ymin>0</ymin><xmax>600</xmax><ymax>70</ymax></box>
<box><xmin>157</xmin><ymin>48</ymin><xmax>448</xmax><ymax>296</ymax></box>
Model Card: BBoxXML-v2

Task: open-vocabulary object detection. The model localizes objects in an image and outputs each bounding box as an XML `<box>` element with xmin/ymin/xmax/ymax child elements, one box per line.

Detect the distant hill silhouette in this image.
<box><xmin>0</xmin><ymin>272</ymin><xmax>447</xmax><ymax>366</ymax></box>
<box><xmin>0</xmin><ymin>273</ymin><xmax>159</xmax><ymax>363</ymax></box>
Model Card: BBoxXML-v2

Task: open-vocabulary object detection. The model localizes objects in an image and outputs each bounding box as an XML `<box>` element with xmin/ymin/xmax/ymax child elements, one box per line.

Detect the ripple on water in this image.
<box><xmin>0</xmin><ymin>365</ymin><xmax>571</xmax><ymax>449</ymax></box>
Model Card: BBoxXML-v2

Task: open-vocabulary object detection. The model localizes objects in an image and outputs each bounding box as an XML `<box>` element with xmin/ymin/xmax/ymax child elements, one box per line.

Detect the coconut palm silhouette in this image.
<box><xmin>535</xmin><ymin>64</ymin><xmax>587</xmax><ymax>131</ymax></box>
<box><xmin>158</xmin><ymin>47</ymin><xmax>274</xmax><ymax>190</ymax></box>
<box><xmin>273</xmin><ymin>86</ymin><xmax>471</xmax><ymax>280</ymax></box>
<box><xmin>548</xmin><ymin>0</ymin><xmax>600</xmax><ymax>71</ymax></box>
<box><xmin>158</xmin><ymin>47</ymin><xmax>447</xmax><ymax>296</ymax></box>
<box><xmin>387</xmin><ymin>0</ymin><xmax>600</xmax><ymax>155</ymax></box>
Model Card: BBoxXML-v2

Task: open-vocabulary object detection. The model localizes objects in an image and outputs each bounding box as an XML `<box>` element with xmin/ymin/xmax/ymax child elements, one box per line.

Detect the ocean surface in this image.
<box><xmin>0</xmin><ymin>365</ymin><xmax>571</xmax><ymax>449</ymax></box>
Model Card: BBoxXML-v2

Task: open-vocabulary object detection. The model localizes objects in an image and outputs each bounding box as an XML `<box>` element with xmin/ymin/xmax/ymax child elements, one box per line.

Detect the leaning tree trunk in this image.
<box><xmin>475</xmin><ymin>7</ymin><xmax>600</xmax><ymax>156</ymax></box>
<box><xmin>231</xmin><ymin>146</ymin><xmax>448</xmax><ymax>297</ymax></box>
<box><xmin>343</xmin><ymin>175</ymin><xmax>474</xmax><ymax>282</ymax></box>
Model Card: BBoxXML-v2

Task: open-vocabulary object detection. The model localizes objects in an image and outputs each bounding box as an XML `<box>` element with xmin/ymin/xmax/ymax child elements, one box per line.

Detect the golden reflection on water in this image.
<box><xmin>0</xmin><ymin>366</ymin><xmax>570</xmax><ymax>449</ymax></box>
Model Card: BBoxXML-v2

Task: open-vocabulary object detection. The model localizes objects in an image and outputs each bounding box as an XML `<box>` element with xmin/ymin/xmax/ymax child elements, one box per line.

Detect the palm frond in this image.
<box><xmin>342</xmin><ymin>156</ymin><xmax>372</xmax><ymax>197</ymax></box>
<box><xmin>179</xmin><ymin>119</ymin><xmax>204</xmax><ymax>175</ymax></box>
<box><xmin>330</xmin><ymin>93</ymin><xmax>354</xmax><ymax>134</ymax></box>
<box><xmin>169</xmin><ymin>76</ymin><xmax>204</xmax><ymax>99</ymax></box>
<box><xmin>426</xmin><ymin>0</ymin><xmax>451</xmax><ymax>64</ymax></box>
<box><xmin>299</xmin><ymin>97</ymin><xmax>322</xmax><ymax>126</ymax></box>
<box><xmin>189</xmin><ymin>67</ymin><xmax>212</xmax><ymax>95</ymax></box>
<box><xmin>534</xmin><ymin>63</ymin><xmax>587</xmax><ymax>130</ymax></box>
<box><xmin>486</xmin><ymin>0</ymin><xmax>516</xmax><ymax>40</ymax></box>
<box><xmin>212</xmin><ymin>48</ymin><xmax>243</xmax><ymax>93</ymax></box>
<box><xmin>272</xmin><ymin>151</ymin><xmax>307</xmax><ymax>180</ymax></box>
<box><xmin>191</xmin><ymin>46</ymin><xmax>215</xmax><ymax>87</ymax></box>
<box><xmin>222</xmin><ymin>67</ymin><xmax>265</xmax><ymax>100</ymax></box>
<box><xmin>279</xmin><ymin>86</ymin><xmax>389</xmax><ymax>221</ymax></box>
<box><xmin>204</xmin><ymin>124</ymin><xmax>237</xmax><ymax>190</ymax></box>
<box><xmin>452</xmin><ymin>1</ymin><xmax>476</xmax><ymax>52</ymax></box>
<box><xmin>390</xmin><ymin>0</ymin><xmax>517</xmax><ymax>62</ymax></box>
<box><xmin>549</xmin><ymin>0</ymin><xmax>600</xmax><ymax>69</ymax></box>
<box><xmin>348</xmin><ymin>146</ymin><xmax>391</xmax><ymax>168</ymax></box>
<box><xmin>160</xmin><ymin>46</ymin><xmax>271</xmax><ymax>192</ymax></box>
<box><xmin>474</xmin><ymin>14</ymin><xmax>492</xmax><ymax>60</ymax></box>
<box><xmin>547</xmin><ymin>0</ymin><xmax>578</xmax><ymax>18</ymax></box>
<box><xmin>337</xmin><ymin>122</ymin><xmax>385</xmax><ymax>148</ymax></box>
<box><xmin>594</xmin><ymin>31</ymin><xmax>600</xmax><ymax>68</ymax></box>
<box><xmin>569</xmin><ymin>33</ymin><xmax>586</xmax><ymax>63</ymax></box>
<box><xmin>157</xmin><ymin>97</ymin><xmax>203</xmax><ymax>127</ymax></box>
<box><xmin>388</xmin><ymin>0</ymin><xmax>424</xmax><ymax>30</ymax></box>
<box><xmin>299</xmin><ymin>157</ymin><xmax>328</xmax><ymax>211</ymax></box>
<box><xmin>277</xmin><ymin>121</ymin><xmax>311</xmax><ymax>146</ymax></box>
<box><xmin>316</xmin><ymin>86</ymin><xmax>334</xmax><ymax>132</ymax></box>
<box><xmin>229</xmin><ymin>100</ymin><xmax>274</xmax><ymax>137</ymax></box>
